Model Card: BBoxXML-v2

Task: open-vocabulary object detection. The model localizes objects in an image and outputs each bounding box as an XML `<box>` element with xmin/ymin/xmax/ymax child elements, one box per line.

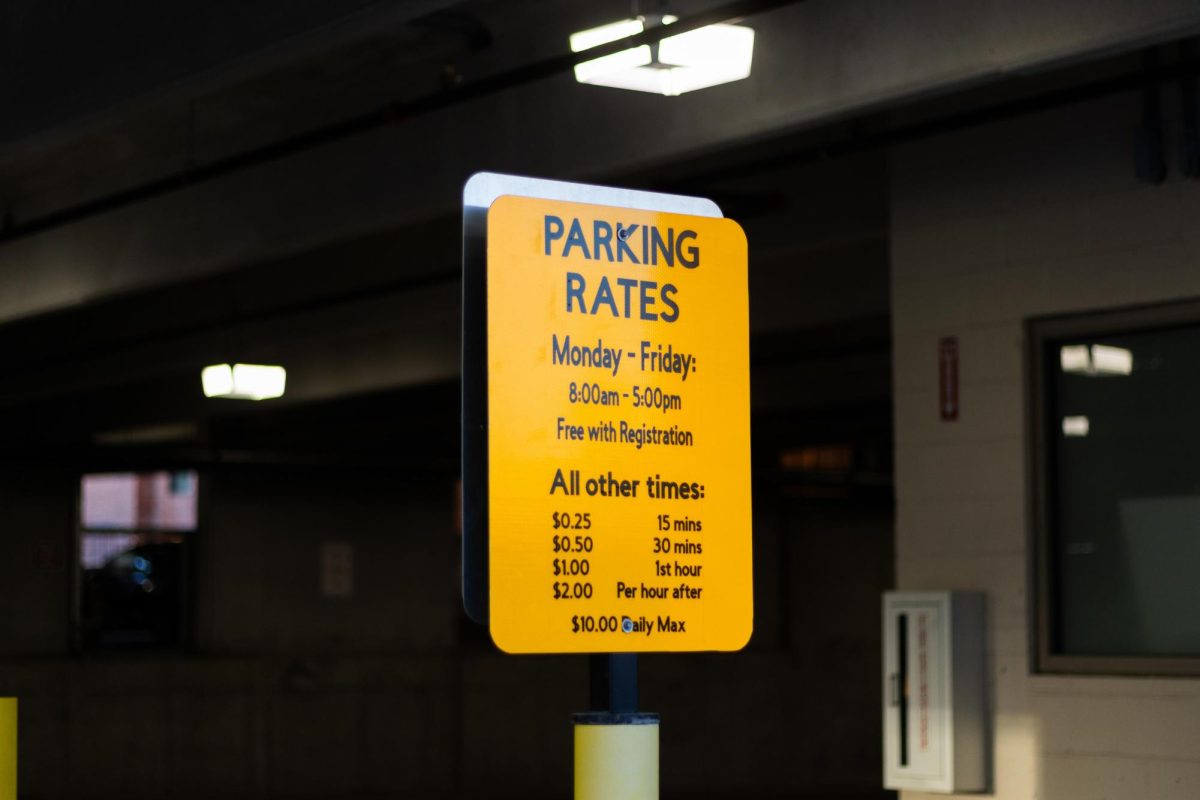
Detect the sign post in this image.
<box><xmin>0</xmin><ymin>698</ymin><xmax>14</xmax><ymax>800</ymax></box>
<box><xmin>462</xmin><ymin>173</ymin><xmax>752</xmax><ymax>796</ymax></box>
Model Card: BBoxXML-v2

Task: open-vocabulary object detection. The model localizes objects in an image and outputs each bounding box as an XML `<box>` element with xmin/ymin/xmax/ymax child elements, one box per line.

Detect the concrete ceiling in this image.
<box><xmin>1</xmin><ymin>0</ymin><xmax>1197</xmax><ymax>461</ymax></box>
<box><xmin>3</xmin><ymin>0</ymin><xmax>1198</xmax><ymax>322</ymax></box>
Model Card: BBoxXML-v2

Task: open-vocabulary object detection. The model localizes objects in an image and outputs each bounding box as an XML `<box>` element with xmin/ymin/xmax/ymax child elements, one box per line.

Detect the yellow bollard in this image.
<box><xmin>0</xmin><ymin>698</ymin><xmax>14</xmax><ymax>800</ymax></box>
<box><xmin>574</xmin><ymin>712</ymin><xmax>658</xmax><ymax>800</ymax></box>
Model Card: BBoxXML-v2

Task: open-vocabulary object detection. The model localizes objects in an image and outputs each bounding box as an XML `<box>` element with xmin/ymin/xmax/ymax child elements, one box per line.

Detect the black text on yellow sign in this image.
<box><xmin>487</xmin><ymin>195</ymin><xmax>752</xmax><ymax>654</ymax></box>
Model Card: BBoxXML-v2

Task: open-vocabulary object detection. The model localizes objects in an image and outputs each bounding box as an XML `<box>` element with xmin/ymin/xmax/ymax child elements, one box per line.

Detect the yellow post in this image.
<box><xmin>574</xmin><ymin>712</ymin><xmax>658</xmax><ymax>800</ymax></box>
<box><xmin>0</xmin><ymin>698</ymin><xmax>15</xmax><ymax>800</ymax></box>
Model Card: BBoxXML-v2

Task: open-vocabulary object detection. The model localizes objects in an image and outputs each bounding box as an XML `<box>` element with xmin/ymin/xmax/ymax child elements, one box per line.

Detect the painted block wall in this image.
<box><xmin>0</xmin><ymin>464</ymin><xmax>891</xmax><ymax>798</ymax></box>
<box><xmin>891</xmin><ymin>92</ymin><xmax>1200</xmax><ymax>799</ymax></box>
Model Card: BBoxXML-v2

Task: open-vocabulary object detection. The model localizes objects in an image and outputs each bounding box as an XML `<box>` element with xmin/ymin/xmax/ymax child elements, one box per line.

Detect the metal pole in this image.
<box><xmin>590</xmin><ymin>653</ymin><xmax>638</xmax><ymax>713</ymax></box>
<box><xmin>0</xmin><ymin>698</ymin><xmax>15</xmax><ymax>800</ymax></box>
<box><xmin>574</xmin><ymin>656</ymin><xmax>658</xmax><ymax>800</ymax></box>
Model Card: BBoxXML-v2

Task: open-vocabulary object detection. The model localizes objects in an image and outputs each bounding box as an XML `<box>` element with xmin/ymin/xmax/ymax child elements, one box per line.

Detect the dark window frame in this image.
<box><xmin>1029</xmin><ymin>299</ymin><xmax>1200</xmax><ymax>676</ymax></box>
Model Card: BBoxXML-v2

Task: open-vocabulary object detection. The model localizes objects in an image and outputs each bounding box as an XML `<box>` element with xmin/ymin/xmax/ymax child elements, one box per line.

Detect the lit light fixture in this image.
<box><xmin>1062</xmin><ymin>415</ymin><xmax>1090</xmax><ymax>437</ymax></box>
<box><xmin>1090</xmin><ymin>344</ymin><xmax>1133</xmax><ymax>375</ymax></box>
<box><xmin>1059</xmin><ymin>345</ymin><xmax>1091</xmax><ymax>373</ymax></box>
<box><xmin>201</xmin><ymin>363</ymin><xmax>286</xmax><ymax>400</ymax></box>
<box><xmin>570</xmin><ymin>14</ymin><xmax>754</xmax><ymax>96</ymax></box>
<box><xmin>1059</xmin><ymin>344</ymin><xmax>1133</xmax><ymax>376</ymax></box>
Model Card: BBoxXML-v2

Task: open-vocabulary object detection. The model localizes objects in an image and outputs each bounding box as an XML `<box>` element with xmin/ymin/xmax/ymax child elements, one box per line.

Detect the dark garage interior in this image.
<box><xmin>3</xmin><ymin>1</ymin><xmax>1200</xmax><ymax>798</ymax></box>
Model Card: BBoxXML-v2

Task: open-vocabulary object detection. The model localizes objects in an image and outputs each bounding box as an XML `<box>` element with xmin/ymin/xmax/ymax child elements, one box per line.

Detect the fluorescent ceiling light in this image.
<box><xmin>1090</xmin><ymin>344</ymin><xmax>1132</xmax><ymax>375</ymax></box>
<box><xmin>570</xmin><ymin>16</ymin><xmax>754</xmax><ymax>96</ymax></box>
<box><xmin>1062</xmin><ymin>415</ymin><xmax>1090</xmax><ymax>437</ymax></box>
<box><xmin>569</xmin><ymin>18</ymin><xmax>647</xmax><ymax>52</ymax></box>
<box><xmin>1059</xmin><ymin>344</ymin><xmax>1133</xmax><ymax>376</ymax></box>
<box><xmin>202</xmin><ymin>363</ymin><xmax>286</xmax><ymax>400</ymax></box>
<box><xmin>1059</xmin><ymin>345</ymin><xmax>1091</xmax><ymax>373</ymax></box>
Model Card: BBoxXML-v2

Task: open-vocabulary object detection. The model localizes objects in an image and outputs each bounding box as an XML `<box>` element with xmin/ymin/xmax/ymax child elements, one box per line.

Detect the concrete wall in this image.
<box><xmin>0</xmin><ymin>465</ymin><xmax>891</xmax><ymax>799</ymax></box>
<box><xmin>2</xmin><ymin>468</ymin><xmax>472</xmax><ymax>798</ymax></box>
<box><xmin>0</xmin><ymin>470</ymin><xmax>74</xmax><ymax>655</ymax></box>
<box><xmin>891</xmin><ymin>93</ymin><xmax>1200</xmax><ymax>799</ymax></box>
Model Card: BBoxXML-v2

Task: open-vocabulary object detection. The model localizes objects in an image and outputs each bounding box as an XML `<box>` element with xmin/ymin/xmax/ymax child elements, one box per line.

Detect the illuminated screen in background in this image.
<box><xmin>81</xmin><ymin>471</ymin><xmax>197</xmax><ymax>531</ymax></box>
<box><xmin>80</xmin><ymin>533</ymin><xmax>140</xmax><ymax>570</ymax></box>
<box><xmin>79</xmin><ymin>471</ymin><xmax>197</xmax><ymax>647</ymax></box>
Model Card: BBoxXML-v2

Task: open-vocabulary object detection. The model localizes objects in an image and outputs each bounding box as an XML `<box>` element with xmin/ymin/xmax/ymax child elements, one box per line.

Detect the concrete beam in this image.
<box><xmin>1</xmin><ymin>0</ymin><xmax>1198</xmax><ymax>326</ymax></box>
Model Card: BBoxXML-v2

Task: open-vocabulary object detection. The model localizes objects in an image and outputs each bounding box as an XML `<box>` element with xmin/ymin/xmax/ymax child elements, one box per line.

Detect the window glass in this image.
<box><xmin>1047</xmin><ymin>328</ymin><xmax>1200</xmax><ymax>657</ymax></box>
<box><xmin>79</xmin><ymin>471</ymin><xmax>197</xmax><ymax>648</ymax></box>
<box><xmin>81</xmin><ymin>471</ymin><xmax>197</xmax><ymax>530</ymax></box>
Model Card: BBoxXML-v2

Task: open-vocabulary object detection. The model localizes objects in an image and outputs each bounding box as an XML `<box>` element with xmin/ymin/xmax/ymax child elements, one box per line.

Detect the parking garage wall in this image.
<box><xmin>891</xmin><ymin>92</ymin><xmax>1200</xmax><ymax>800</ymax></box>
<box><xmin>0</xmin><ymin>464</ymin><xmax>890</xmax><ymax>798</ymax></box>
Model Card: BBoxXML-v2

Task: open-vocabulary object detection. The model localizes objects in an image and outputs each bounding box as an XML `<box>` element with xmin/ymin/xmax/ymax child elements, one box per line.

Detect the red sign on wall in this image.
<box><xmin>939</xmin><ymin>337</ymin><xmax>958</xmax><ymax>421</ymax></box>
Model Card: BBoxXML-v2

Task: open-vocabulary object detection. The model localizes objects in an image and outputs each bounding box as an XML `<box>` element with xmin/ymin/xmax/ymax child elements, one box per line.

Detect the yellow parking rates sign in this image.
<box><xmin>486</xmin><ymin>195</ymin><xmax>752</xmax><ymax>653</ymax></box>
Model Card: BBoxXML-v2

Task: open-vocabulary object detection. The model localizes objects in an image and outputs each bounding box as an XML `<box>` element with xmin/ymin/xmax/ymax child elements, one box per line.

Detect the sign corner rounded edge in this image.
<box><xmin>488</xmin><ymin>623</ymin><xmax>522</xmax><ymax>655</ymax></box>
<box><xmin>724</xmin><ymin>616</ymin><xmax>755</xmax><ymax>653</ymax></box>
<box><xmin>463</xmin><ymin>171</ymin><xmax>496</xmax><ymax>202</ymax></box>
<box><xmin>719</xmin><ymin>215</ymin><xmax>750</xmax><ymax>250</ymax></box>
<box><xmin>487</xmin><ymin>193</ymin><xmax>522</xmax><ymax>213</ymax></box>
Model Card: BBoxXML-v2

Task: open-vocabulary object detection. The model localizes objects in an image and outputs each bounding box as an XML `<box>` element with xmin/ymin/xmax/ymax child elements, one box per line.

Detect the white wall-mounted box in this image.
<box><xmin>883</xmin><ymin>591</ymin><xmax>987</xmax><ymax>793</ymax></box>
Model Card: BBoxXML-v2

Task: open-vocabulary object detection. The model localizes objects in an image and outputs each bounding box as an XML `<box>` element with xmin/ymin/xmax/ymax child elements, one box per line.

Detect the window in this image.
<box><xmin>1030</xmin><ymin>302</ymin><xmax>1200</xmax><ymax>675</ymax></box>
<box><xmin>78</xmin><ymin>471</ymin><xmax>198</xmax><ymax>648</ymax></box>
